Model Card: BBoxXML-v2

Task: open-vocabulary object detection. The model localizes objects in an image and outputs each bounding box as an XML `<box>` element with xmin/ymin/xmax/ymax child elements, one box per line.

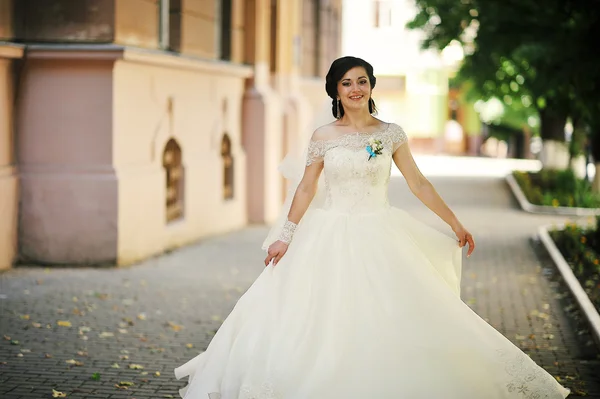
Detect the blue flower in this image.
<box><xmin>366</xmin><ymin>145</ymin><xmax>377</xmax><ymax>160</ymax></box>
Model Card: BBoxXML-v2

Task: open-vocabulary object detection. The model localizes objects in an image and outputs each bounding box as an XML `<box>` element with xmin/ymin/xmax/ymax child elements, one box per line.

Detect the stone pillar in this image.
<box><xmin>0</xmin><ymin>44</ymin><xmax>23</xmax><ymax>270</ymax></box>
<box><xmin>0</xmin><ymin>0</ymin><xmax>13</xmax><ymax>40</ymax></box>
<box><xmin>242</xmin><ymin>0</ymin><xmax>283</xmax><ymax>224</ymax></box>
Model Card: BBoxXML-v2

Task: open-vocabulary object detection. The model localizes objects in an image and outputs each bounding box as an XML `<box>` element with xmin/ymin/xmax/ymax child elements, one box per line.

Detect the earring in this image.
<box><xmin>336</xmin><ymin>99</ymin><xmax>341</xmax><ymax>119</ymax></box>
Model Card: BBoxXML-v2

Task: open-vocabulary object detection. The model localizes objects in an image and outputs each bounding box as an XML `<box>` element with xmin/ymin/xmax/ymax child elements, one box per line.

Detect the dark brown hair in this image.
<box><xmin>325</xmin><ymin>56</ymin><xmax>378</xmax><ymax>118</ymax></box>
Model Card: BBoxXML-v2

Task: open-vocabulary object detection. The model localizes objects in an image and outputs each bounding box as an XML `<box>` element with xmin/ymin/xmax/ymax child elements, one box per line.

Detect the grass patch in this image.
<box><xmin>550</xmin><ymin>220</ymin><xmax>600</xmax><ymax>313</ymax></box>
<box><xmin>513</xmin><ymin>169</ymin><xmax>600</xmax><ymax>208</ymax></box>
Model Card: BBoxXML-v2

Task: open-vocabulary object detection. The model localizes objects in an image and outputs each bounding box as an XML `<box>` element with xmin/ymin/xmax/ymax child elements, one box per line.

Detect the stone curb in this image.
<box><xmin>538</xmin><ymin>224</ymin><xmax>600</xmax><ymax>348</ymax></box>
<box><xmin>506</xmin><ymin>173</ymin><xmax>600</xmax><ymax>216</ymax></box>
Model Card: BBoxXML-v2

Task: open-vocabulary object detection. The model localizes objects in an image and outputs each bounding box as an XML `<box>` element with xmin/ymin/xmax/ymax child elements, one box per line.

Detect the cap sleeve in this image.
<box><xmin>306</xmin><ymin>139</ymin><xmax>326</xmax><ymax>166</ymax></box>
<box><xmin>390</xmin><ymin>123</ymin><xmax>408</xmax><ymax>152</ymax></box>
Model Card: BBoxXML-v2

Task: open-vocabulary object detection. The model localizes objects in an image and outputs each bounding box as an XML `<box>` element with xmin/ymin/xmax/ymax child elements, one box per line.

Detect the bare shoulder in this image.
<box><xmin>311</xmin><ymin>123</ymin><xmax>340</xmax><ymax>141</ymax></box>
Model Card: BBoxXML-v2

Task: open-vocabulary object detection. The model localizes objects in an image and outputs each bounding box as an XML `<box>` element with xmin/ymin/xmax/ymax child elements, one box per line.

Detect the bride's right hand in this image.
<box><xmin>265</xmin><ymin>241</ymin><xmax>289</xmax><ymax>267</ymax></box>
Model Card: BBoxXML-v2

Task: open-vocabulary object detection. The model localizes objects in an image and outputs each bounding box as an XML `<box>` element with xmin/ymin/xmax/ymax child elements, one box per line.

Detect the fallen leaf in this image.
<box><xmin>65</xmin><ymin>359</ymin><xmax>84</xmax><ymax>366</ymax></box>
<box><xmin>57</xmin><ymin>321</ymin><xmax>72</xmax><ymax>327</ymax></box>
<box><xmin>95</xmin><ymin>292</ymin><xmax>109</xmax><ymax>300</ymax></box>
<box><xmin>120</xmin><ymin>355</ymin><xmax>129</xmax><ymax>360</ymax></box>
<box><xmin>167</xmin><ymin>321</ymin><xmax>184</xmax><ymax>332</ymax></box>
<box><xmin>91</xmin><ymin>372</ymin><xmax>101</xmax><ymax>381</ymax></box>
<box><xmin>155</xmin><ymin>371</ymin><xmax>161</xmax><ymax>376</ymax></box>
<box><xmin>10</xmin><ymin>340</ymin><xmax>19</xmax><ymax>345</ymax></box>
<box><xmin>111</xmin><ymin>363</ymin><xmax>120</xmax><ymax>369</ymax></box>
<box><xmin>98</xmin><ymin>332</ymin><xmax>114</xmax><ymax>338</ymax></box>
<box><xmin>137</xmin><ymin>313</ymin><xmax>147</xmax><ymax>321</ymax></box>
<box><xmin>31</xmin><ymin>322</ymin><xmax>42</xmax><ymax>328</ymax></box>
<box><xmin>186</xmin><ymin>343</ymin><xmax>194</xmax><ymax>349</ymax></box>
<box><xmin>52</xmin><ymin>389</ymin><xmax>67</xmax><ymax>398</ymax></box>
<box><xmin>16</xmin><ymin>353</ymin><xmax>23</xmax><ymax>358</ymax></box>
<box><xmin>3</xmin><ymin>335</ymin><xmax>10</xmax><ymax>340</ymax></box>
<box><xmin>118</xmin><ymin>381</ymin><xmax>134</xmax><ymax>386</ymax></box>
<box><xmin>20</xmin><ymin>314</ymin><xmax>30</xmax><ymax>320</ymax></box>
<box><xmin>129</xmin><ymin>364</ymin><xmax>144</xmax><ymax>370</ymax></box>
<box><xmin>45</xmin><ymin>353</ymin><xmax>53</xmax><ymax>358</ymax></box>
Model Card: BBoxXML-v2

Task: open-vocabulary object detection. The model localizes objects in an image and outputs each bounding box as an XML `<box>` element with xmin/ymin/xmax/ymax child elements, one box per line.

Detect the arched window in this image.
<box><xmin>163</xmin><ymin>138</ymin><xmax>184</xmax><ymax>222</ymax></box>
<box><xmin>221</xmin><ymin>134</ymin><xmax>234</xmax><ymax>200</ymax></box>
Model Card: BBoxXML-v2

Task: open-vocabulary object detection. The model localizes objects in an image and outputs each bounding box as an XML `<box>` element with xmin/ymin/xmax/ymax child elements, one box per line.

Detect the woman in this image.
<box><xmin>175</xmin><ymin>56</ymin><xmax>570</xmax><ymax>398</ymax></box>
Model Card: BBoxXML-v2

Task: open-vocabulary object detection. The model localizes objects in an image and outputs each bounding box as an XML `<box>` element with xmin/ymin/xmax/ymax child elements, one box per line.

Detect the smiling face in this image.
<box><xmin>336</xmin><ymin>66</ymin><xmax>371</xmax><ymax>113</ymax></box>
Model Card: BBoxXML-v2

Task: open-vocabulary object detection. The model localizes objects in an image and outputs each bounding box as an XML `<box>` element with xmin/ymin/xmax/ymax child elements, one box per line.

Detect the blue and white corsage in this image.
<box><xmin>366</xmin><ymin>138</ymin><xmax>384</xmax><ymax>161</ymax></box>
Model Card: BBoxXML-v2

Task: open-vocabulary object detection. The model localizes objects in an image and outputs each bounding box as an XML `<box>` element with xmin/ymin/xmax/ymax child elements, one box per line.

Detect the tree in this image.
<box><xmin>408</xmin><ymin>0</ymin><xmax>597</xmax><ymax>146</ymax></box>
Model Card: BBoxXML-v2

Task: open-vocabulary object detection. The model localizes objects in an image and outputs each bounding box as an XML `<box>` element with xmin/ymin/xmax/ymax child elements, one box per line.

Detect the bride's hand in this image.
<box><xmin>452</xmin><ymin>223</ymin><xmax>475</xmax><ymax>258</ymax></box>
<box><xmin>264</xmin><ymin>241</ymin><xmax>289</xmax><ymax>267</ymax></box>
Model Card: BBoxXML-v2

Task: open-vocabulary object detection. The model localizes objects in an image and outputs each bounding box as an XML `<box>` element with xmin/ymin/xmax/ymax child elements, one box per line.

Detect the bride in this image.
<box><xmin>174</xmin><ymin>56</ymin><xmax>570</xmax><ymax>398</ymax></box>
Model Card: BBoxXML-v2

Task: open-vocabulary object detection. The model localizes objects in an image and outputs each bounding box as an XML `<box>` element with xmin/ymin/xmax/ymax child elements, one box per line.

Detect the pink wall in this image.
<box><xmin>17</xmin><ymin>54</ymin><xmax>118</xmax><ymax>264</ymax></box>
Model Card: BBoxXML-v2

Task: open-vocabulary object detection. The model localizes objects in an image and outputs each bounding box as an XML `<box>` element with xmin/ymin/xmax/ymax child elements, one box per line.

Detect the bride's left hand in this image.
<box><xmin>453</xmin><ymin>223</ymin><xmax>475</xmax><ymax>258</ymax></box>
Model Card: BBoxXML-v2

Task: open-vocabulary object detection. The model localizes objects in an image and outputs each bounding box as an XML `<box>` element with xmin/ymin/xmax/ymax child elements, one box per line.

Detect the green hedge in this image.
<box><xmin>550</xmin><ymin>220</ymin><xmax>600</xmax><ymax>313</ymax></box>
<box><xmin>513</xmin><ymin>169</ymin><xmax>600</xmax><ymax>208</ymax></box>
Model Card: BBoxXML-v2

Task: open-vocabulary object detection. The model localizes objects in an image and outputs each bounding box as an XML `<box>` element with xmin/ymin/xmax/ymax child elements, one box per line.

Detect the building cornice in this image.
<box><xmin>24</xmin><ymin>44</ymin><xmax>253</xmax><ymax>78</ymax></box>
<box><xmin>0</xmin><ymin>42</ymin><xmax>25</xmax><ymax>59</ymax></box>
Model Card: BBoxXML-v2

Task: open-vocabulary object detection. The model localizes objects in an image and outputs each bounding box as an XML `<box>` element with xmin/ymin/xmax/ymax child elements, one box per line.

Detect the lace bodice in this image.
<box><xmin>306</xmin><ymin>123</ymin><xmax>407</xmax><ymax>213</ymax></box>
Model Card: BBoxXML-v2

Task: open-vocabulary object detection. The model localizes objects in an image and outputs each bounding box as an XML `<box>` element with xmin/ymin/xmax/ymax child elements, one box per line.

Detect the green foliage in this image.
<box><xmin>513</xmin><ymin>169</ymin><xmax>600</xmax><ymax>208</ymax></box>
<box><xmin>550</xmin><ymin>220</ymin><xmax>600</xmax><ymax>312</ymax></box>
<box><xmin>407</xmin><ymin>0</ymin><xmax>600</xmax><ymax>143</ymax></box>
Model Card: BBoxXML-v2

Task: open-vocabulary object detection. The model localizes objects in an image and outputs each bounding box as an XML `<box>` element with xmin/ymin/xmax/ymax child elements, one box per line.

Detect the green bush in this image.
<box><xmin>550</xmin><ymin>219</ymin><xmax>600</xmax><ymax>312</ymax></box>
<box><xmin>513</xmin><ymin>169</ymin><xmax>600</xmax><ymax>208</ymax></box>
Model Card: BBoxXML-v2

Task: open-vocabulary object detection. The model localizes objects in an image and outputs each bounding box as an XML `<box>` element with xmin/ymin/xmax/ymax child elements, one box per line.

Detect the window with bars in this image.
<box><xmin>159</xmin><ymin>0</ymin><xmax>181</xmax><ymax>51</ymax></box>
<box><xmin>220</xmin><ymin>0</ymin><xmax>232</xmax><ymax>60</ymax></box>
<box><xmin>163</xmin><ymin>138</ymin><xmax>184</xmax><ymax>223</ymax></box>
<box><xmin>221</xmin><ymin>134</ymin><xmax>234</xmax><ymax>200</ymax></box>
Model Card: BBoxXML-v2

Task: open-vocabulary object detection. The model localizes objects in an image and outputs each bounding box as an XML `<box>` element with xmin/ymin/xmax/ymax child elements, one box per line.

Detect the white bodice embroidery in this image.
<box><xmin>306</xmin><ymin>123</ymin><xmax>407</xmax><ymax>214</ymax></box>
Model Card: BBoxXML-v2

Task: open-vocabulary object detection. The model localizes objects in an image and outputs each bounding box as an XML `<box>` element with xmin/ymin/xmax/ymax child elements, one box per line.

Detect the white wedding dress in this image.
<box><xmin>175</xmin><ymin>123</ymin><xmax>570</xmax><ymax>399</ymax></box>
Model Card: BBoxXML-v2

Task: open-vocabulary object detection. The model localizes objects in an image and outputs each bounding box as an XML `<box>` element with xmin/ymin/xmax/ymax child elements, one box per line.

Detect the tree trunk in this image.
<box><xmin>539</xmin><ymin>107</ymin><xmax>568</xmax><ymax>169</ymax></box>
<box><xmin>539</xmin><ymin>108</ymin><xmax>567</xmax><ymax>141</ymax></box>
<box><xmin>593</xmin><ymin>162</ymin><xmax>600</xmax><ymax>193</ymax></box>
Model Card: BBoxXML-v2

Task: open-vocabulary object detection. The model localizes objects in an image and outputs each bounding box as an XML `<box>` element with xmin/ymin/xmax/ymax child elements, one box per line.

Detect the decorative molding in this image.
<box><xmin>24</xmin><ymin>44</ymin><xmax>253</xmax><ymax>77</ymax></box>
<box><xmin>0</xmin><ymin>42</ymin><xmax>25</xmax><ymax>59</ymax></box>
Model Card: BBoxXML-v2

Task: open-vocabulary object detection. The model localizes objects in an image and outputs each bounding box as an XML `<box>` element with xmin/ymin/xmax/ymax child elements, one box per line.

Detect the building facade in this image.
<box><xmin>0</xmin><ymin>0</ymin><xmax>342</xmax><ymax>269</ymax></box>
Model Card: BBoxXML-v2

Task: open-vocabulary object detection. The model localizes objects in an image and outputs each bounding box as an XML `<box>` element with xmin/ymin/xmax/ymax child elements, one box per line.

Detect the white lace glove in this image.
<box><xmin>278</xmin><ymin>220</ymin><xmax>298</xmax><ymax>244</ymax></box>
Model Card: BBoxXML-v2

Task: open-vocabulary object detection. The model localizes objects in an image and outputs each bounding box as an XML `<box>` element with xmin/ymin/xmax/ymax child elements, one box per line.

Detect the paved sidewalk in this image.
<box><xmin>2</xmin><ymin>158</ymin><xmax>600</xmax><ymax>398</ymax></box>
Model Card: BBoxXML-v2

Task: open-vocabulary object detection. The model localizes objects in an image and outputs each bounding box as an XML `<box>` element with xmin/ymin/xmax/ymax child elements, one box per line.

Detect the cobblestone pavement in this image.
<box><xmin>2</xmin><ymin>159</ymin><xmax>600</xmax><ymax>398</ymax></box>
